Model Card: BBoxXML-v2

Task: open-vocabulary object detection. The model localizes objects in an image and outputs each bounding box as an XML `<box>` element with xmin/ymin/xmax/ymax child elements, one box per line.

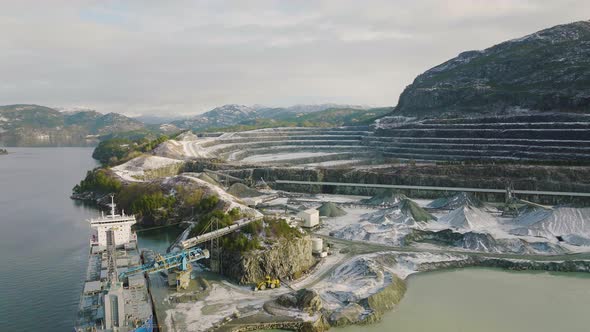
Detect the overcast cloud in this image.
<box><xmin>1</xmin><ymin>0</ymin><xmax>589</xmax><ymax>116</ymax></box>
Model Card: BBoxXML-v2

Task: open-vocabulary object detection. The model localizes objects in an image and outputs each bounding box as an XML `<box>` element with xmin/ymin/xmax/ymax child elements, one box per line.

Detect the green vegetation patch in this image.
<box><xmin>220</xmin><ymin>233</ymin><xmax>261</xmax><ymax>252</ymax></box>
<box><xmin>264</xmin><ymin>217</ymin><xmax>301</xmax><ymax>240</ymax></box>
<box><xmin>201</xmin><ymin>107</ymin><xmax>392</xmax><ymax>132</ymax></box>
<box><xmin>227</xmin><ymin>183</ymin><xmax>263</xmax><ymax>198</ymax></box>
<box><xmin>117</xmin><ymin>183</ymin><xmax>177</xmax><ymax>224</ymax></box>
<box><xmin>92</xmin><ymin>134</ymin><xmax>170</xmax><ymax>166</ymax></box>
<box><xmin>361</xmin><ymin>189</ymin><xmax>407</xmax><ymax>205</ymax></box>
<box><xmin>196</xmin><ymin>173</ymin><xmax>221</xmax><ymax>186</ymax></box>
<box><xmin>399</xmin><ymin>198</ymin><xmax>435</xmax><ymax>222</ymax></box>
<box><xmin>428</xmin><ymin>192</ymin><xmax>484</xmax><ymax>209</ymax></box>
<box><xmin>193</xmin><ymin>215</ymin><xmax>301</xmax><ymax>253</ymax></box>
<box><xmin>74</xmin><ymin>169</ymin><xmax>122</xmax><ymax>194</ymax></box>
<box><xmin>190</xmin><ymin>206</ymin><xmax>239</xmax><ymax>236</ymax></box>
<box><xmin>134</xmin><ymin>162</ymin><xmax>184</xmax><ymax>181</ymax></box>
<box><xmin>92</xmin><ymin>138</ymin><xmax>135</xmax><ymax>165</ymax></box>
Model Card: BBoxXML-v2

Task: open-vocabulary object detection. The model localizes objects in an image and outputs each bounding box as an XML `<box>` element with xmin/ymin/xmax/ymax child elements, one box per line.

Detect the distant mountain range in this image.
<box><xmin>0</xmin><ymin>104</ymin><xmax>144</xmax><ymax>146</ymax></box>
<box><xmin>395</xmin><ymin>20</ymin><xmax>590</xmax><ymax>118</ymax></box>
<box><xmin>170</xmin><ymin>103</ymin><xmax>374</xmax><ymax>130</ymax></box>
<box><xmin>0</xmin><ymin>103</ymin><xmax>386</xmax><ymax>146</ymax></box>
<box><xmin>132</xmin><ymin>115</ymin><xmax>187</xmax><ymax>125</ymax></box>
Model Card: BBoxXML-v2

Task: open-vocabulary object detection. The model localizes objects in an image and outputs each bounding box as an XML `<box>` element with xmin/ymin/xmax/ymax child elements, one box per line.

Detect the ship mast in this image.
<box><xmin>108</xmin><ymin>194</ymin><xmax>116</xmax><ymax>217</ymax></box>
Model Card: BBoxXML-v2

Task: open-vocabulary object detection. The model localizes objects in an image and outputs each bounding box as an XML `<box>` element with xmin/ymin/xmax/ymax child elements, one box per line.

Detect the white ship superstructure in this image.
<box><xmin>89</xmin><ymin>196</ymin><xmax>137</xmax><ymax>247</ymax></box>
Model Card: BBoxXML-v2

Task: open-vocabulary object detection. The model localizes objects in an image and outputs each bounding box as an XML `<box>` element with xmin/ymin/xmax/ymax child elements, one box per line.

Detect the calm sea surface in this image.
<box><xmin>0</xmin><ymin>148</ymin><xmax>179</xmax><ymax>331</ymax></box>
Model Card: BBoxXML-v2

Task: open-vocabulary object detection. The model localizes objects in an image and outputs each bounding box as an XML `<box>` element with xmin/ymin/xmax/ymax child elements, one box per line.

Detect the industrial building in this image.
<box><xmin>298</xmin><ymin>208</ymin><xmax>319</xmax><ymax>228</ymax></box>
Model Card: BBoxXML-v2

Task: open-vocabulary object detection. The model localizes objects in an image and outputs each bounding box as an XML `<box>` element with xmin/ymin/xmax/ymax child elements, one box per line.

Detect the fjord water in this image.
<box><xmin>0</xmin><ymin>148</ymin><xmax>99</xmax><ymax>331</ymax></box>
<box><xmin>337</xmin><ymin>268</ymin><xmax>590</xmax><ymax>332</ymax></box>
<box><xmin>0</xmin><ymin>148</ymin><xmax>179</xmax><ymax>331</ymax></box>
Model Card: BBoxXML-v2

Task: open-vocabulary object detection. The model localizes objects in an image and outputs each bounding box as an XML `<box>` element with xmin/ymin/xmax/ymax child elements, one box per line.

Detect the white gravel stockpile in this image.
<box><xmin>438</xmin><ymin>206</ymin><xmax>500</xmax><ymax>232</ymax></box>
<box><xmin>511</xmin><ymin>207</ymin><xmax>590</xmax><ymax>241</ymax></box>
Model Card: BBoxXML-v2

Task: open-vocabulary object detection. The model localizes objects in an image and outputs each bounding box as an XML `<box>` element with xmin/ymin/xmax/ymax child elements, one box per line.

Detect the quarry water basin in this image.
<box><xmin>335</xmin><ymin>267</ymin><xmax>590</xmax><ymax>332</ymax></box>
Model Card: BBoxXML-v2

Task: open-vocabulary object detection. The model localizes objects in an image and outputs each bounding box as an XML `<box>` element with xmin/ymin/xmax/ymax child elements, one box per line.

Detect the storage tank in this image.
<box><xmin>311</xmin><ymin>237</ymin><xmax>323</xmax><ymax>254</ymax></box>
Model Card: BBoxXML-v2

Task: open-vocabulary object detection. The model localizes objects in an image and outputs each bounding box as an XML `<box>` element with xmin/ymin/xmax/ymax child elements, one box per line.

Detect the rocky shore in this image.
<box><xmin>417</xmin><ymin>255</ymin><xmax>590</xmax><ymax>273</ymax></box>
<box><xmin>211</xmin><ymin>251</ymin><xmax>590</xmax><ymax>332</ymax></box>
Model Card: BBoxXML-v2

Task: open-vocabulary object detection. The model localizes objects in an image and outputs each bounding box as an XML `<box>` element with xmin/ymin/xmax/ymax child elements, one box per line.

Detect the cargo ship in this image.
<box><xmin>75</xmin><ymin>196</ymin><xmax>154</xmax><ymax>332</ymax></box>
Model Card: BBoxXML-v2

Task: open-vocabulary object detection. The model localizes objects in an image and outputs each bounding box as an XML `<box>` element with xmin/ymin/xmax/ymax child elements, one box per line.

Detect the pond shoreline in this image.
<box><xmin>334</xmin><ymin>267</ymin><xmax>590</xmax><ymax>332</ymax></box>
<box><xmin>207</xmin><ymin>255</ymin><xmax>590</xmax><ymax>332</ymax></box>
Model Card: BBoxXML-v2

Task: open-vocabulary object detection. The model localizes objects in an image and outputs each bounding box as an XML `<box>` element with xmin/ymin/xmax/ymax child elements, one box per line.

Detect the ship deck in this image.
<box><xmin>75</xmin><ymin>241</ymin><xmax>154</xmax><ymax>332</ymax></box>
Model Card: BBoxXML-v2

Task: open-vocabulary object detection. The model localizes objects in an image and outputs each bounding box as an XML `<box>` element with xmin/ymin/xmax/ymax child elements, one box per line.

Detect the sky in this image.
<box><xmin>1</xmin><ymin>0</ymin><xmax>589</xmax><ymax>116</ymax></box>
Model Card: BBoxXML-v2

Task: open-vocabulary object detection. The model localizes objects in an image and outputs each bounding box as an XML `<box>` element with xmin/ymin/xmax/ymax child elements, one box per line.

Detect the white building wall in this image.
<box><xmin>95</xmin><ymin>223</ymin><xmax>134</xmax><ymax>247</ymax></box>
<box><xmin>298</xmin><ymin>209</ymin><xmax>319</xmax><ymax>228</ymax></box>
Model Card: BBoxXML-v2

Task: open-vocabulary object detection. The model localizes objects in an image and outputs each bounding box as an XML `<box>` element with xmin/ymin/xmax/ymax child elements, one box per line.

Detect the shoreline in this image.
<box><xmin>205</xmin><ymin>254</ymin><xmax>590</xmax><ymax>332</ymax></box>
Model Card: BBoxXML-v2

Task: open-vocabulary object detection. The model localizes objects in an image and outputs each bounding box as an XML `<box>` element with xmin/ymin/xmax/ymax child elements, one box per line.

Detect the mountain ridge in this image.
<box><xmin>395</xmin><ymin>20</ymin><xmax>590</xmax><ymax>118</ymax></box>
<box><xmin>171</xmin><ymin>103</ymin><xmax>372</xmax><ymax>130</ymax></box>
<box><xmin>0</xmin><ymin>104</ymin><xmax>145</xmax><ymax>146</ymax></box>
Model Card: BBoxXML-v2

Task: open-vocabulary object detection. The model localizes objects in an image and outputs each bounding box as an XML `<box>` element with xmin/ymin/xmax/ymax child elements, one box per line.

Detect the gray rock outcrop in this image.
<box><xmin>395</xmin><ymin>20</ymin><xmax>590</xmax><ymax>117</ymax></box>
<box><xmin>221</xmin><ymin>236</ymin><xmax>315</xmax><ymax>284</ymax></box>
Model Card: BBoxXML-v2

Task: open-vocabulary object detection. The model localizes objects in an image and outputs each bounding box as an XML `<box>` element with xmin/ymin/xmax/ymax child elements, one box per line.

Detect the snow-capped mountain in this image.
<box><xmin>171</xmin><ymin>103</ymin><xmax>371</xmax><ymax>130</ymax></box>
<box><xmin>0</xmin><ymin>104</ymin><xmax>144</xmax><ymax>146</ymax></box>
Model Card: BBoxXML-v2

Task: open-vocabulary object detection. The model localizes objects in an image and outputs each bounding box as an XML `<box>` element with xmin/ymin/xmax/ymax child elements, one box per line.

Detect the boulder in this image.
<box><xmin>329</xmin><ymin>303</ymin><xmax>365</xmax><ymax>326</ymax></box>
<box><xmin>296</xmin><ymin>289</ymin><xmax>323</xmax><ymax>314</ymax></box>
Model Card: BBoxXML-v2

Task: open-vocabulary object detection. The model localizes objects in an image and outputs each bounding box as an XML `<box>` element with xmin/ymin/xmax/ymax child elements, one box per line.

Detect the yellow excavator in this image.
<box><xmin>254</xmin><ymin>276</ymin><xmax>280</xmax><ymax>291</ymax></box>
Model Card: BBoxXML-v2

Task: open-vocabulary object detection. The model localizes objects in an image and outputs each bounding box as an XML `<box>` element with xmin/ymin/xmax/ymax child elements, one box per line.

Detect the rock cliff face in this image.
<box><xmin>395</xmin><ymin>20</ymin><xmax>590</xmax><ymax>117</ymax></box>
<box><xmin>227</xmin><ymin>164</ymin><xmax>590</xmax><ymax>205</ymax></box>
<box><xmin>221</xmin><ymin>236</ymin><xmax>315</xmax><ymax>284</ymax></box>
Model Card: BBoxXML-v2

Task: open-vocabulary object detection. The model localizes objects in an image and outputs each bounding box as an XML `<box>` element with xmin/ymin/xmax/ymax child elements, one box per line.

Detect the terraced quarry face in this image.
<box><xmin>375</xmin><ymin>113</ymin><xmax>590</xmax><ymax>162</ymax></box>
<box><xmin>155</xmin><ymin>127</ymin><xmax>381</xmax><ymax>167</ymax></box>
<box><xmin>154</xmin><ymin>112</ymin><xmax>590</xmax><ymax>167</ymax></box>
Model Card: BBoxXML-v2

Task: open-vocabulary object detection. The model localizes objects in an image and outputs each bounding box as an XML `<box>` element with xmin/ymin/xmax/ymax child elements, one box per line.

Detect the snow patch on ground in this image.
<box><xmin>179</xmin><ymin>173</ymin><xmax>263</xmax><ymax>218</ymax></box>
<box><xmin>163</xmin><ymin>283</ymin><xmax>266</xmax><ymax>332</ymax></box>
<box><xmin>241</xmin><ymin>152</ymin><xmax>342</xmax><ymax>163</ymax></box>
<box><xmin>154</xmin><ymin>132</ymin><xmax>243</xmax><ymax>159</ymax></box>
<box><xmin>322</xmin><ymin>201</ymin><xmax>590</xmax><ymax>253</ymax></box>
<box><xmin>391</xmin><ymin>252</ymin><xmax>469</xmax><ymax>279</ymax></box>
<box><xmin>305</xmin><ymin>159</ymin><xmax>361</xmax><ymax>167</ymax></box>
<box><xmin>112</xmin><ymin>155</ymin><xmax>184</xmax><ymax>182</ymax></box>
<box><xmin>290</xmin><ymin>251</ymin><xmax>349</xmax><ymax>290</ymax></box>
<box><xmin>327</xmin><ymin>206</ymin><xmax>428</xmax><ymax>246</ymax></box>
<box><xmin>153</xmin><ymin>135</ymin><xmax>216</xmax><ymax>159</ymax></box>
<box><xmin>318</xmin><ymin>207</ymin><xmax>376</xmax><ymax>236</ymax></box>
<box><xmin>311</xmin><ymin>251</ymin><xmax>469</xmax><ymax>311</ymax></box>
<box><xmin>297</xmin><ymin>194</ymin><xmax>371</xmax><ymax>204</ymax></box>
